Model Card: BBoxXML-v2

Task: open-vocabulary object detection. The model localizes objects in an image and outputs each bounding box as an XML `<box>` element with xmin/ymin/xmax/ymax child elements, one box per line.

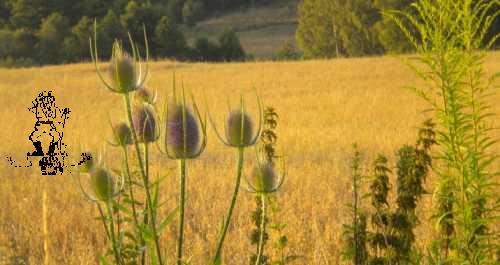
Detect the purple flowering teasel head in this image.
<box><xmin>132</xmin><ymin>103</ymin><xmax>158</xmax><ymax>143</ymax></box>
<box><xmin>163</xmin><ymin>88</ymin><xmax>207</xmax><ymax>159</ymax></box>
<box><xmin>135</xmin><ymin>87</ymin><xmax>156</xmax><ymax>104</ymax></box>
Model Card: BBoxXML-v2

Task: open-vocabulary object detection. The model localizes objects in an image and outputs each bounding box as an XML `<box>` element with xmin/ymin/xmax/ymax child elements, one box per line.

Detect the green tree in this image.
<box><xmin>373</xmin><ymin>0</ymin><xmax>414</xmax><ymax>54</ymax></box>
<box><xmin>218</xmin><ymin>28</ymin><xmax>245</xmax><ymax>61</ymax></box>
<box><xmin>37</xmin><ymin>12</ymin><xmax>70</xmax><ymax>64</ymax></box>
<box><xmin>194</xmin><ymin>36</ymin><xmax>220</xmax><ymax>61</ymax></box>
<box><xmin>64</xmin><ymin>16</ymin><xmax>93</xmax><ymax>62</ymax></box>
<box><xmin>9</xmin><ymin>0</ymin><xmax>47</xmax><ymax>29</ymax></box>
<box><xmin>166</xmin><ymin>0</ymin><xmax>184</xmax><ymax>23</ymax></box>
<box><xmin>154</xmin><ymin>16</ymin><xmax>186</xmax><ymax>58</ymax></box>
<box><xmin>296</xmin><ymin>0</ymin><xmax>340</xmax><ymax>58</ymax></box>
<box><xmin>120</xmin><ymin>1</ymin><xmax>158</xmax><ymax>49</ymax></box>
<box><xmin>98</xmin><ymin>9</ymin><xmax>125</xmax><ymax>58</ymax></box>
<box><xmin>182</xmin><ymin>0</ymin><xmax>205</xmax><ymax>26</ymax></box>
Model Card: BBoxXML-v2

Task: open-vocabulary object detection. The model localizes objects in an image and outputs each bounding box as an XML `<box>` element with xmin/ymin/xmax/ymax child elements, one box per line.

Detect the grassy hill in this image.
<box><xmin>184</xmin><ymin>0</ymin><xmax>300</xmax><ymax>59</ymax></box>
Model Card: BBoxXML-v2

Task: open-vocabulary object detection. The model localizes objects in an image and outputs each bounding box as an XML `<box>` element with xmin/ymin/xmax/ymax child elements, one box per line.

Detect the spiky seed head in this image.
<box><xmin>251</xmin><ymin>162</ymin><xmax>278</xmax><ymax>193</ymax></box>
<box><xmin>166</xmin><ymin>104</ymin><xmax>200</xmax><ymax>158</ymax></box>
<box><xmin>79</xmin><ymin>152</ymin><xmax>94</xmax><ymax>173</ymax></box>
<box><xmin>135</xmin><ymin>87</ymin><xmax>154</xmax><ymax>104</ymax></box>
<box><xmin>113</xmin><ymin>122</ymin><xmax>133</xmax><ymax>146</ymax></box>
<box><xmin>90</xmin><ymin>167</ymin><xmax>114</xmax><ymax>201</ymax></box>
<box><xmin>132</xmin><ymin>104</ymin><xmax>158</xmax><ymax>143</ymax></box>
<box><xmin>226</xmin><ymin>110</ymin><xmax>254</xmax><ymax>147</ymax></box>
<box><xmin>108</xmin><ymin>42</ymin><xmax>138</xmax><ymax>93</ymax></box>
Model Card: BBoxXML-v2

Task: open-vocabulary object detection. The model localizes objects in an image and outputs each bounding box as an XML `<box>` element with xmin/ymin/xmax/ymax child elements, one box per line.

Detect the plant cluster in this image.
<box><xmin>342</xmin><ymin>120</ymin><xmax>436</xmax><ymax>265</ymax></box>
<box><xmin>72</xmin><ymin>25</ymin><xmax>285</xmax><ymax>265</ymax></box>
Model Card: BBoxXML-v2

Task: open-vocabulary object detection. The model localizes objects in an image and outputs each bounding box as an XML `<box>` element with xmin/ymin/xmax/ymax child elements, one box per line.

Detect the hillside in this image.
<box><xmin>184</xmin><ymin>0</ymin><xmax>300</xmax><ymax>58</ymax></box>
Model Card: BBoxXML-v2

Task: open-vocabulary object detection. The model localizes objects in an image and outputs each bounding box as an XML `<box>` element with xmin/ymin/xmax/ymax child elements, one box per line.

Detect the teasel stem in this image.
<box><xmin>105</xmin><ymin>201</ymin><xmax>123</xmax><ymax>265</ymax></box>
<box><xmin>212</xmin><ymin>146</ymin><xmax>245</xmax><ymax>264</ymax></box>
<box><xmin>177</xmin><ymin>159</ymin><xmax>187</xmax><ymax>265</ymax></box>
<box><xmin>121</xmin><ymin>146</ymin><xmax>144</xmax><ymax>263</ymax></box>
<box><xmin>123</xmin><ymin>93</ymin><xmax>163</xmax><ymax>265</ymax></box>
<box><xmin>255</xmin><ymin>194</ymin><xmax>267</xmax><ymax>265</ymax></box>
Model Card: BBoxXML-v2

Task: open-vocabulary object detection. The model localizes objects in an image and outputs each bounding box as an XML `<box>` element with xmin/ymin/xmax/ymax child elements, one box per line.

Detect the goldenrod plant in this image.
<box><xmin>386</xmin><ymin>0</ymin><xmax>500</xmax><ymax>263</ymax></box>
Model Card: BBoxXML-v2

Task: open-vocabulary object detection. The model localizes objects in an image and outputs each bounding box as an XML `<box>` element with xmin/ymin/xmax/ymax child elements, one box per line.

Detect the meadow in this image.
<box><xmin>0</xmin><ymin>52</ymin><xmax>499</xmax><ymax>264</ymax></box>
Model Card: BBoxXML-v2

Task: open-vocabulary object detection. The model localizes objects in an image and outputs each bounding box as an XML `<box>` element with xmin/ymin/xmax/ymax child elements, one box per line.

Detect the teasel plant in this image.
<box><xmin>72</xmin><ymin>151</ymin><xmax>127</xmax><ymax>264</ymax></box>
<box><xmin>246</xmin><ymin>150</ymin><xmax>286</xmax><ymax>265</ymax></box>
<box><xmin>385</xmin><ymin>0</ymin><xmax>500</xmax><ymax>263</ymax></box>
<box><xmin>249</xmin><ymin>107</ymin><xmax>279</xmax><ymax>265</ymax></box>
<box><xmin>208</xmin><ymin>92</ymin><xmax>263</xmax><ymax>264</ymax></box>
<box><xmin>341</xmin><ymin>144</ymin><xmax>368</xmax><ymax>265</ymax></box>
<box><xmin>87</xmin><ymin>22</ymin><xmax>179</xmax><ymax>265</ymax></box>
<box><xmin>159</xmin><ymin>83</ymin><xmax>207</xmax><ymax>265</ymax></box>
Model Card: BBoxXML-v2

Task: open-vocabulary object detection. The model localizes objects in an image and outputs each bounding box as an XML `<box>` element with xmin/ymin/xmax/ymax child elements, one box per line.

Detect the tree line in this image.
<box><xmin>0</xmin><ymin>0</ymin><xmax>258</xmax><ymax>67</ymax></box>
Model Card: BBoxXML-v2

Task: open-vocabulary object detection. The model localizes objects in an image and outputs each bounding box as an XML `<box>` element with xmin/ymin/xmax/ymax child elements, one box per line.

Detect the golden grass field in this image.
<box><xmin>0</xmin><ymin>52</ymin><xmax>499</xmax><ymax>264</ymax></box>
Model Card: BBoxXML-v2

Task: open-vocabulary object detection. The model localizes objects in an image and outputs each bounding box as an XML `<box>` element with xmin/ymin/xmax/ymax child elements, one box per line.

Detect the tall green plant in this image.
<box><xmin>385</xmin><ymin>0</ymin><xmax>500</xmax><ymax>263</ymax></box>
<box><xmin>341</xmin><ymin>144</ymin><xmax>368</xmax><ymax>265</ymax></box>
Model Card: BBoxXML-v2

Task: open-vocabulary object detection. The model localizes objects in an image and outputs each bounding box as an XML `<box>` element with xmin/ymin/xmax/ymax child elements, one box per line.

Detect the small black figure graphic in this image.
<box><xmin>27</xmin><ymin>91</ymin><xmax>70</xmax><ymax>175</ymax></box>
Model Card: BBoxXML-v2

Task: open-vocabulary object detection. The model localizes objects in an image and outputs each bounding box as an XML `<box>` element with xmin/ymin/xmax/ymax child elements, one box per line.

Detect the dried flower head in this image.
<box><xmin>132</xmin><ymin>104</ymin><xmax>158</xmax><ymax>143</ymax></box>
<box><xmin>165</xmin><ymin>103</ymin><xmax>201</xmax><ymax>159</ymax></box>
<box><xmin>251</xmin><ymin>162</ymin><xmax>277</xmax><ymax>193</ymax></box>
<box><xmin>226</xmin><ymin>110</ymin><xmax>254</xmax><ymax>147</ymax></box>
<box><xmin>90</xmin><ymin>167</ymin><xmax>115</xmax><ymax>201</ymax></box>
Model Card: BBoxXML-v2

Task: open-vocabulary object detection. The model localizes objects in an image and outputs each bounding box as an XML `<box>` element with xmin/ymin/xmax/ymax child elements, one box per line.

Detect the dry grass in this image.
<box><xmin>0</xmin><ymin>52</ymin><xmax>499</xmax><ymax>264</ymax></box>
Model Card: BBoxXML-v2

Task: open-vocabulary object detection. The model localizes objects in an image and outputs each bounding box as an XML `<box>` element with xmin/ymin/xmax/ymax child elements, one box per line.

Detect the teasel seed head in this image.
<box><xmin>226</xmin><ymin>110</ymin><xmax>255</xmax><ymax>147</ymax></box>
<box><xmin>132</xmin><ymin>104</ymin><xmax>158</xmax><ymax>143</ymax></box>
<box><xmin>246</xmin><ymin>156</ymin><xmax>286</xmax><ymax>194</ymax></box>
<box><xmin>108</xmin><ymin>42</ymin><xmax>138</xmax><ymax>93</ymax></box>
<box><xmin>90</xmin><ymin>21</ymin><xmax>149</xmax><ymax>94</ymax></box>
<box><xmin>165</xmin><ymin>103</ymin><xmax>204</xmax><ymax>159</ymax></box>
<box><xmin>209</xmin><ymin>92</ymin><xmax>263</xmax><ymax>148</ymax></box>
<box><xmin>111</xmin><ymin>122</ymin><xmax>133</xmax><ymax>147</ymax></box>
<box><xmin>90</xmin><ymin>167</ymin><xmax>116</xmax><ymax>202</ymax></box>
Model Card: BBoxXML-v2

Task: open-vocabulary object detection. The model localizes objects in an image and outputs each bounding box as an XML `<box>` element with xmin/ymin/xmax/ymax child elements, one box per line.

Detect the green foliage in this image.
<box><xmin>98</xmin><ymin>10</ymin><xmax>125</xmax><ymax>58</ymax></box>
<box><xmin>182</xmin><ymin>0</ymin><xmax>206</xmax><ymax>26</ymax></box>
<box><xmin>274</xmin><ymin>40</ymin><xmax>301</xmax><ymax>61</ymax></box>
<box><xmin>341</xmin><ymin>145</ymin><xmax>368</xmax><ymax>265</ymax></box>
<box><xmin>37</xmin><ymin>12</ymin><xmax>70</xmax><ymax>64</ymax></box>
<box><xmin>217</xmin><ymin>28</ymin><xmax>246</xmax><ymax>61</ymax></box>
<box><xmin>386</xmin><ymin>0</ymin><xmax>500</xmax><ymax>263</ymax></box>
<box><xmin>63</xmin><ymin>16</ymin><xmax>93</xmax><ymax>62</ymax></box>
<box><xmin>296</xmin><ymin>0</ymin><xmax>338</xmax><ymax>59</ymax></box>
<box><xmin>154</xmin><ymin>16</ymin><xmax>187</xmax><ymax>58</ymax></box>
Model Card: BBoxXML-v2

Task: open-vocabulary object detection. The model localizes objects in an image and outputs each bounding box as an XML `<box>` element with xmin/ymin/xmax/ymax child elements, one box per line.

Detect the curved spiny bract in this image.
<box><xmin>89</xmin><ymin>21</ymin><xmax>149</xmax><ymax>94</ymax></box>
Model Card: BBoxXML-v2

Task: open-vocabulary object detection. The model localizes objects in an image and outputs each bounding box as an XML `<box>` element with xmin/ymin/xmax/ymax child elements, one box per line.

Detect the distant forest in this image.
<box><xmin>0</xmin><ymin>0</ymin><xmax>260</xmax><ymax>66</ymax></box>
<box><xmin>0</xmin><ymin>0</ymin><xmax>498</xmax><ymax>67</ymax></box>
